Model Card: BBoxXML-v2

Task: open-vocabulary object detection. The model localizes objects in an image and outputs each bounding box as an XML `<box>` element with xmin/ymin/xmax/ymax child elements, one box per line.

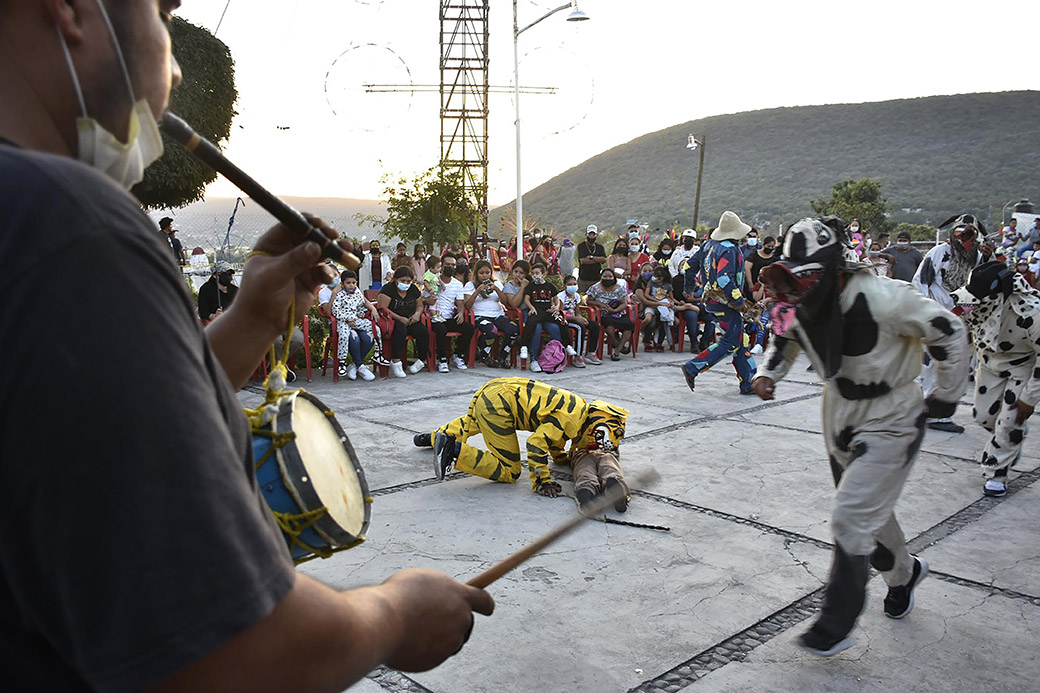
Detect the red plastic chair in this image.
<box><xmin>430</xmin><ymin>310</ymin><xmax>477</xmax><ymax>368</ymax></box>
<box><xmin>316</xmin><ymin>304</ymin><xmax>341</xmax><ymax>382</ymax></box>
<box><xmin>378</xmin><ymin>308</ymin><xmax>435</xmax><ymax>373</ymax></box>
<box><xmin>592</xmin><ymin>303</ymin><xmax>640</xmax><ymax>359</ymax></box>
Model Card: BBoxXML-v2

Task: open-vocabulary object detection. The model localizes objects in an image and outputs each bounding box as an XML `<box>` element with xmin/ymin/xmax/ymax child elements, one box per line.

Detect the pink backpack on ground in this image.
<box><xmin>539</xmin><ymin>340</ymin><xmax>567</xmax><ymax>374</ymax></box>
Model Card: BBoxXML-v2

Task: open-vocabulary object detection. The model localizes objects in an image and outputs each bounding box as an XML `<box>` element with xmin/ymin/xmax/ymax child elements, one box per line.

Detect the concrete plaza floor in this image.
<box><xmin>240</xmin><ymin>347</ymin><xmax>1040</xmax><ymax>693</ymax></box>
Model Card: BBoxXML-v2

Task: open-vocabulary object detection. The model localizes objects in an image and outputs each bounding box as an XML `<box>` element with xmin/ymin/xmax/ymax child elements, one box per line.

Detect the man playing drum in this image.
<box><xmin>0</xmin><ymin>1</ymin><xmax>492</xmax><ymax>690</ymax></box>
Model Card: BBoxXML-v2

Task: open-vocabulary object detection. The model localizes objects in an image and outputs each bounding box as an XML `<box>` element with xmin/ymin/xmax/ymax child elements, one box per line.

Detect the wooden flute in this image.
<box><xmin>160</xmin><ymin>112</ymin><xmax>361</xmax><ymax>271</ymax></box>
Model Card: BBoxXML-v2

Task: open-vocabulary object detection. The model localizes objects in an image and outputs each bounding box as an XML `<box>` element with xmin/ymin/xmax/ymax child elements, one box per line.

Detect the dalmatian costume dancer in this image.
<box><xmin>754</xmin><ymin>217</ymin><xmax>968</xmax><ymax>657</ymax></box>
<box><xmin>912</xmin><ymin>213</ymin><xmax>992</xmax><ymax>432</ymax></box>
<box><xmin>953</xmin><ymin>262</ymin><xmax>1040</xmax><ymax>497</ymax></box>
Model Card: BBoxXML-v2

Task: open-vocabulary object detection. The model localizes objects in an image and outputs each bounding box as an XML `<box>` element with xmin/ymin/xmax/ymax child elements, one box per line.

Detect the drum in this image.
<box><xmin>251</xmin><ymin>390</ymin><xmax>371</xmax><ymax>563</ymax></box>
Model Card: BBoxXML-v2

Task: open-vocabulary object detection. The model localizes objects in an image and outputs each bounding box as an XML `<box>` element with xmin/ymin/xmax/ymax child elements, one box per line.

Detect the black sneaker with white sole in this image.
<box><xmin>433</xmin><ymin>432</ymin><xmax>458</xmax><ymax>480</ymax></box>
<box><xmin>884</xmin><ymin>556</ymin><xmax>928</xmax><ymax>619</ymax></box>
<box><xmin>797</xmin><ymin>630</ymin><xmax>854</xmax><ymax>657</ymax></box>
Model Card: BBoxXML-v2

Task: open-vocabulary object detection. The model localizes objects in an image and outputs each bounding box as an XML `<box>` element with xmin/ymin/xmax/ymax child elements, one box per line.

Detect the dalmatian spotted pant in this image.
<box><xmin>973</xmin><ymin>362</ymin><xmax>1032</xmax><ymax>478</ymax></box>
<box><xmin>821</xmin><ymin>381</ymin><xmax>924</xmax><ymax>589</ymax></box>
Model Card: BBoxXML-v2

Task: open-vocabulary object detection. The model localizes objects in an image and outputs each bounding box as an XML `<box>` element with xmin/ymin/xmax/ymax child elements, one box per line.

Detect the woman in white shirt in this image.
<box><xmin>464</xmin><ymin>260</ymin><xmax>518</xmax><ymax>367</ymax></box>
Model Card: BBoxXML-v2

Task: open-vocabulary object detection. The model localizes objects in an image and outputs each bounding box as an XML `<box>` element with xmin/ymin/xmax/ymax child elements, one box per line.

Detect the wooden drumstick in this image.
<box><xmin>466</xmin><ymin>468</ymin><xmax>660</xmax><ymax>589</ymax></box>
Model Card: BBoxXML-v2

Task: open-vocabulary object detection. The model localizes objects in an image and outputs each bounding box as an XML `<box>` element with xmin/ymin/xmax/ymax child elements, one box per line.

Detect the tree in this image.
<box><xmin>809</xmin><ymin>178</ymin><xmax>893</xmax><ymax>236</ymax></box>
<box><xmin>358</xmin><ymin>166</ymin><xmax>482</xmax><ymax>252</ymax></box>
<box><xmin>133</xmin><ymin>17</ymin><xmax>237</xmax><ymax>209</ymax></box>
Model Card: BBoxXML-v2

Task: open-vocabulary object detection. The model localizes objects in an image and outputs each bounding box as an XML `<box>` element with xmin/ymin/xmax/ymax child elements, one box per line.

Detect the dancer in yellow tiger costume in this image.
<box><xmin>413</xmin><ymin>377</ymin><xmax>628</xmax><ymax>497</ymax></box>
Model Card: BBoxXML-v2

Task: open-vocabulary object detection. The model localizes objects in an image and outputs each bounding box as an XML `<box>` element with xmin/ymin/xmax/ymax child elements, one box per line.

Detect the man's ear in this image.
<box><xmin>47</xmin><ymin>0</ymin><xmax>86</xmax><ymax>45</ymax></box>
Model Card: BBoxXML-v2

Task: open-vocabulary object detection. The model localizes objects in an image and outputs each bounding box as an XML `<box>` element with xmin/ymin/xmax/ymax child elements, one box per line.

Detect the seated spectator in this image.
<box><xmin>198</xmin><ymin>261</ymin><xmax>237</xmax><ymax>323</ymax></box>
<box><xmin>636</xmin><ymin>264</ymin><xmax>675</xmax><ymax>351</ymax></box>
<box><xmin>627</xmin><ymin>233</ymin><xmax>650</xmax><ymax>283</ymax></box>
<box><xmin>465</xmin><ymin>260</ymin><xmax>518</xmax><ymax>368</ymax></box>
<box><xmin>586</xmin><ymin>268</ymin><xmax>634</xmax><ymax>361</ymax></box>
<box><xmin>607</xmin><ymin>238</ymin><xmax>631</xmax><ymax>277</ymax></box>
<box><xmin>326</xmin><ymin>269</ymin><xmax>378</xmax><ymax>381</ymax></box>
<box><xmin>519</xmin><ymin>262</ymin><xmax>576</xmax><ymax>372</ymax></box>
<box><xmin>652</xmin><ymin>237</ymin><xmax>676</xmax><ymax>267</ymax></box>
<box><xmin>377</xmin><ymin>267</ymin><xmax>429</xmax><ymax>378</ymax></box>
<box><xmin>429</xmin><ymin>253</ymin><xmax>473</xmax><ymax>373</ymax></box>
<box><xmin>558</xmin><ymin>274</ymin><xmax>602</xmax><ymax>366</ymax></box>
<box><xmin>455</xmin><ymin>261</ymin><xmax>471</xmax><ymax>287</ymax></box>
<box><xmin>502</xmin><ymin>259</ymin><xmax>530</xmax><ymax>312</ymax></box>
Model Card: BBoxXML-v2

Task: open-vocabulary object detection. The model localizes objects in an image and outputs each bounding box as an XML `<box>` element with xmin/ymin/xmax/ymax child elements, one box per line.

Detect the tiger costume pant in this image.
<box><xmin>422</xmin><ymin>378</ymin><xmax>627</xmax><ymax>491</ymax></box>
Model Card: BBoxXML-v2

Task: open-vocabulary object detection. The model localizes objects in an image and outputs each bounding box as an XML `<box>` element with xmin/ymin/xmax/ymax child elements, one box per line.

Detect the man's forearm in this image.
<box><xmin>149</xmin><ymin>575</ymin><xmax>400</xmax><ymax>693</ymax></box>
<box><xmin>206</xmin><ymin>309</ymin><xmax>281</xmax><ymax>390</ymax></box>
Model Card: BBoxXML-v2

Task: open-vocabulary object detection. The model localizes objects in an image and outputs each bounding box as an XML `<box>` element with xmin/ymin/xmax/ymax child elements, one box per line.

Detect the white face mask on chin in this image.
<box><xmin>57</xmin><ymin>0</ymin><xmax>164</xmax><ymax>190</ymax></box>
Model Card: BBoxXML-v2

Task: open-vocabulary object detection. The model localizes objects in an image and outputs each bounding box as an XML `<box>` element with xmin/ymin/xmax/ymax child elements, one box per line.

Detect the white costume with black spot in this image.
<box><xmin>912</xmin><ymin>242</ymin><xmax>983</xmax><ymax>418</ymax></box>
<box><xmin>759</xmin><ymin>271</ymin><xmax>968</xmax><ymax>582</ymax></box>
<box><xmin>961</xmin><ymin>277</ymin><xmax>1040</xmax><ymax>478</ymax></box>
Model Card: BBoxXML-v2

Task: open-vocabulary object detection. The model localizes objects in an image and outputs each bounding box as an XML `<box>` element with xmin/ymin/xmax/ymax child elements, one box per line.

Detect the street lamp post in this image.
<box><xmin>513</xmin><ymin>0</ymin><xmax>588</xmax><ymax>261</ymax></box>
<box><xmin>687</xmin><ymin>134</ymin><xmax>706</xmax><ymax>230</ymax></box>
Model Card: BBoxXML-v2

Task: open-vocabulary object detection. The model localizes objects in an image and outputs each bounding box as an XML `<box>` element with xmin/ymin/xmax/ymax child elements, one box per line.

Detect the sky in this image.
<box><xmin>174</xmin><ymin>0</ymin><xmax>1039</xmax><ymax>207</ymax></box>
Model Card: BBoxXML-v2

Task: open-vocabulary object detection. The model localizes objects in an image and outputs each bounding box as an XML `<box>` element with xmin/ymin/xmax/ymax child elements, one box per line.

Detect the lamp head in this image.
<box><xmin>567</xmin><ymin>2</ymin><xmax>590</xmax><ymax>21</ymax></box>
<box><xmin>686</xmin><ymin>134</ymin><xmax>699</xmax><ymax>150</ymax></box>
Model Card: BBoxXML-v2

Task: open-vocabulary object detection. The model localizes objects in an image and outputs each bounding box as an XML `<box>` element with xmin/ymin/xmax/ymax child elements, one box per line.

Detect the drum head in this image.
<box><xmin>290</xmin><ymin>393</ymin><xmax>369</xmax><ymax>539</ymax></box>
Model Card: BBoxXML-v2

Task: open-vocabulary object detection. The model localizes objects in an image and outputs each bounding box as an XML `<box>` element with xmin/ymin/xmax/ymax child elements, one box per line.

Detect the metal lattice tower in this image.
<box><xmin>440</xmin><ymin>0</ymin><xmax>490</xmax><ymax>235</ymax></box>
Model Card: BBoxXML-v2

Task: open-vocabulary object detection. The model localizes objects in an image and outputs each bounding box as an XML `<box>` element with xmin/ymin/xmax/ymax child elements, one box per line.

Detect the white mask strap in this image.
<box><xmin>91</xmin><ymin>0</ymin><xmax>137</xmax><ymax>104</ymax></box>
<box><xmin>55</xmin><ymin>27</ymin><xmax>88</xmax><ymax>117</ymax></box>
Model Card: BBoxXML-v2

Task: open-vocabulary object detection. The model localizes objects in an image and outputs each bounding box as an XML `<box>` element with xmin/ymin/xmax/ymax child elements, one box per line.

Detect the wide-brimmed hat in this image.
<box><xmin>710</xmin><ymin>211</ymin><xmax>751</xmax><ymax>242</ymax></box>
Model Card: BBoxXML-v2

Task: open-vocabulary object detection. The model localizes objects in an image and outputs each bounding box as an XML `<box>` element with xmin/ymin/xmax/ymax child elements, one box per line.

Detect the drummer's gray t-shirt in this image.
<box><xmin>0</xmin><ymin>143</ymin><xmax>296</xmax><ymax>692</ymax></box>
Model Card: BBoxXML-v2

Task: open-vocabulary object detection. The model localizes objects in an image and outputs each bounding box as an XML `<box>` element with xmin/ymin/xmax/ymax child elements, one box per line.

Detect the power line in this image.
<box><xmin>214</xmin><ymin>0</ymin><xmax>231</xmax><ymax>36</ymax></box>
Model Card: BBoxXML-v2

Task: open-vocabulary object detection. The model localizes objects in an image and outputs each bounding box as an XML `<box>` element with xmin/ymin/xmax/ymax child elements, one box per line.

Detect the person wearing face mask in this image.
<box><xmin>913</xmin><ymin>214</ymin><xmax>994</xmax><ymax>432</ymax></box>
<box><xmin>358</xmin><ymin>239</ymin><xmax>390</xmax><ymax>291</ymax></box>
<box><xmin>670</xmin><ymin>229</ymin><xmax>700</xmax><ymax>285</ymax></box>
<box><xmin>0</xmin><ymin>1</ymin><xmax>494</xmax><ymax>689</ymax></box>
<box><xmin>557</xmin><ymin>274</ymin><xmax>602</xmax><ymax>366</ymax></box>
<box><xmin>744</xmin><ymin>235</ymin><xmax>779</xmax><ymax>354</ymax></box>
<box><xmin>881</xmin><ymin>231</ymin><xmax>923</xmax><ymax>282</ymax></box>
<box><xmin>586</xmin><ymin>268</ymin><xmax>635</xmax><ymax>361</ymax></box>
<box><xmin>738</xmin><ymin>228</ymin><xmax>759</xmax><ymax>262</ymax></box>
<box><xmin>652</xmin><ymin>238</ymin><xmax>676</xmax><ymax>266</ymax></box>
<box><xmin>198</xmin><ymin>261</ymin><xmax>238</xmax><ymax>323</ymax></box>
<box><xmin>576</xmin><ymin>224</ymin><xmax>607</xmax><ymax>293</ymax></box>
<box><xmin>327</xmin><ymin>269</ymin><xmax>378</xmax><ymax>381</ymax></box>
<box><xmin>627</xmin><ymin>229</ymin><xmax>650</xmax><ymax>283</ymax></box>
<box><xmin>753</xmin><ymin>217</ymin><xmax>967</xmax><ymax>657</ymax></box>
<box><xmin>607</xmin><ymin>237</ymin><xmax>632</xmax><ymax>276</ymax></box>
<box><xmin>427</xmin><ymin>252</ymin><xmax>474</xmax><ymax>373</ymax></box>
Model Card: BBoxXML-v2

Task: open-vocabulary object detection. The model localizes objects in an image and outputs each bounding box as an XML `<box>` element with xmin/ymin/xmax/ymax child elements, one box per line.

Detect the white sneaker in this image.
<box><xmin>408</xmin><ymin>359</ymin><xmax>425</xmax><ymax>374</ymax></box>
<box><xmin>750</xmin><ymin>344</ymin><xmax>764</xmax><ymax>355</ymax></box>
<box><xmin>519</xmin><ymin>346</ymin><xmax>529</xmax><ymax>360</ymax></box>
<box><xmin>451</xmin><ymin>355</ymin><xmax>468</xmax><ymax>370</ymax></box>
<box><xmin>357</xmin><ymin>364</ymin><xmax>376</xmax><ymax>381</ymax></box>
<box><xmin>438</xmin><ymin>360</ymin><xmax>450</xmax><ymax>373</ymax></box>
<box><xmin>530</xmin><ymin>360</ymin><xmax>542</xmax><ymax>373</ymax></box>
<box><xmin>345</xmin><ymin>363</ymin><xmax>358</xmax><ymax>380</ymax></box>
<box><xmin>390</xmin><ymin>361</ymin><xmax>407</xmax><ymax>378</ymax></box>
<box><xmin>565</xmin><ymin>345</ymin><xmax>577</xmax><ymax>357</ymax></box>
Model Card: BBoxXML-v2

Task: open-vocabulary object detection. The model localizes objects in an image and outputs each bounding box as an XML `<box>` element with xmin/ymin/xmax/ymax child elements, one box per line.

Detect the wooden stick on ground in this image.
<box><xmin>467</xmin><ymin>468</ymin><xmax>660</xmax><ymax>589</ymax></box>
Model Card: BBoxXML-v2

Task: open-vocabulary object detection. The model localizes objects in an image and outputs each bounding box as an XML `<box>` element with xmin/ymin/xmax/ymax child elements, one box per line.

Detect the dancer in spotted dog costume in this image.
<box><xmin>753</xmin><ymin>217</ymin><xmax>969</xmax><ymax>657</ymax></box>
<box><xmin>953</xmin><ymin>262</ymin><xmax>1040</xmax><ymax>498</ymax></box>
<box><xmin>912</xmin><ymin>213</ymin><xmax>993</xmax><ymax>432</ymax></box>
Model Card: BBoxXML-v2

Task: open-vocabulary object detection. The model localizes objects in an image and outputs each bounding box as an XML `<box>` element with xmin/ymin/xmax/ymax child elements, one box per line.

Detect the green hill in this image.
<box><xmin>494</xmin><ymin>91</ymin><xmax>1040</xmax><ymax>237</ymax></box>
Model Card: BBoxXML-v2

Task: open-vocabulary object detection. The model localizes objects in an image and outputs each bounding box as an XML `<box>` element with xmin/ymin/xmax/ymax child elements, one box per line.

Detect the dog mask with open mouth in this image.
<box><xmin>761</xmin><ymin>217</ymin><xmax>851</xmax><ymax>378</ymax></box>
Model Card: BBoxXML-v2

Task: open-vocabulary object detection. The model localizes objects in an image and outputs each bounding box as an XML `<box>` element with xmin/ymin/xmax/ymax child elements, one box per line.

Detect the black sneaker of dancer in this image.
<box><xmin>884</xmin><ymin>556</ymin><xmax>928</xmax><ymax>619</ymax></box>
<box><xmin>605</xmin><ymin>477</ymin><xmax>627</xmax><ymax>513</ymax></box>
<box><xmin>575</xmin><ymin>487</ymin><xmax>596</xmax><ymax>511</ymax></box>
<box><xmin>681</xmin><ymin>364</ymin><xmax>696</xmax><ymax>392</ymax></box>
<box><xmin>413</xmin><ymin>432</ymin><xmax>432</xmax><ymax>448</ymax></box>
<box><xmin>797</xmin><ymin>630</ymin><xmax>854</xmax><ymax>657</ymax></box>
<box><xmin>927</xmin><ymin>420</ymin><xmax>965</xmax><ymax>433</ymax></box>
<box><xmin>433</xmin><ymin>432</ymin><xmax>458</xmax><ymax>480</ymax></box>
